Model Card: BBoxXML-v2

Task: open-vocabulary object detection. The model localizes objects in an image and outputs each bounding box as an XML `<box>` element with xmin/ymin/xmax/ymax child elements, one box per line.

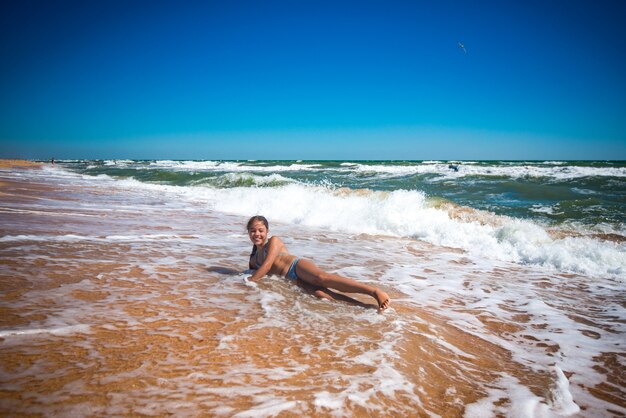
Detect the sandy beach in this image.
<box><xmin>0</xmin><ymin>159</ymin><xmax>43</xmax><ymax>169</ymax></box>
<box><xmin>3</xmin><ymin>0</ymin><xmax>625</xmax><ymax>414</ymax></box>
<box><xmin>0</xmin><ymin>163</ymin><xmax>624</xmax><ymax>417</ymax></box>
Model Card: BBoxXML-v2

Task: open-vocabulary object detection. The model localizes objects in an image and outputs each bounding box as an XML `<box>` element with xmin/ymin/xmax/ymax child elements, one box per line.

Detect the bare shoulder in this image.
<box><xmin>267</xmin><ymin>236</ymin><xmax>284</xmax><ymax>246</ymax></box>
<box><xmin>267</xmin><ymin>236</ymin><xmax>290</xmax><ymax>253</ymax></box>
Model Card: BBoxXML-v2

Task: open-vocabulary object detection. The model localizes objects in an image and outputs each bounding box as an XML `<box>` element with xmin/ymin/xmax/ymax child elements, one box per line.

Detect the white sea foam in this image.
<box><xmin>528</xmin><ymin>205</ymin><xmax>562</xmax><ymax>215</ymax></box>
<box><xmin>0</xmin><ymin>234</ymin><xmax>198</xmax><ymax>243</ymax></box>
<box><xmin>346</xmin><ymin>162</ymin><xmax>626</xmax><ymax>180</ymax></box>
<box><xmin>542</xmin><ymin>161</ymin><xmax>567</xmax><ymax>165</ymax></box>
<box><xmin>103</xmin><ymin>159</ymin><xmax>135</xmax><ymax>166</ymax></box>
<box><xmin>195</xmin><ymin>184</ymin><xmax>624</xmax><ymax>278</ymax></box>
<box><xmin>53</xmin><ymin>170</ymin><xmax>624</xmax><ymax>279</ymax></box>
<box><xmin>570</xmin><ymin>187</ymin><xmax>597</xmax><ymax>195</ymax></box>
<box><xmin>12</xmin><ymin>166</ymin><xmax>626</xmax><ymax>278</ymax></box>
<box><xmin>148</xmin><ymin>160</ymin><xmax>322</xmax><ymax>172</ymax></box>
<box><xmin>3</xmin><ymin>164</ymin><xmax>624</xmax><ymax>416</ymax></box>
<box><xmin>194</xmin><ymin>172</ymin><xmax>295</xmax><ymax>187</ymax></box>
<box><xmin>0</xmin><ymin>207</ymin><xmax>99</xmax><ymax>217</ymax></box>
<box><xmin>551</xmin><ymin>367</ymin><xmax>581</xmax><ymax>415</ymax></box>
<box><xmin>0</xmin><ymin>325</ymin><xmax>90</xmax><ymax>338</ymax></box>
<box><xmin>71</xmin><ymin>160</ymin><xmax>626</xmax><ymax>180</ymax></box>
<box><xmin>231</xmin><ymin>399</ymin><xmax>298</xmax><ymax>417</ymax></box>
<box><xmin>465</xmin><ymin>369</ymin><xmax>580</xmax><ymax>417</ymax></box>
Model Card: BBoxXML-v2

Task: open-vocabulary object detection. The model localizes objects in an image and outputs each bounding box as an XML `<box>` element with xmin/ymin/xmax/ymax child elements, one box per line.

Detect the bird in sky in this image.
<box><xmin>458</xmin><ymin>41</ymin><xmax>467</xmax><ymax>54</ymax></box>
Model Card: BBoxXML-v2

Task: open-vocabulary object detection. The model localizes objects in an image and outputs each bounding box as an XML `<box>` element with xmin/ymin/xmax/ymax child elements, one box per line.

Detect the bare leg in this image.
<box><xmin>296</xmin><ymin>279</ymin><xmax>334</xmax><ymax>301</ymax></box>
<box><xmin>295</xmin><ymin>259</ymin><xmax>390</xmax><ymax>311</ymax></box>
<box><xmin>296</xmin><ymin>279</ymin><xmax>373</xmax><ymax>308</ymax></box>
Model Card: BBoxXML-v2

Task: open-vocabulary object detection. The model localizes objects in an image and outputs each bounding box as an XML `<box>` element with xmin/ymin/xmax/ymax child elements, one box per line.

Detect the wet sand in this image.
<box><xmin>0</xmin><ymin>165</ymin><xmax>624</xmax><ymax>417</ymax></box>
<box><xmin>0</xmin><ymin>159</ymin><xmax>43</xmax><ymax>169</ymax></box>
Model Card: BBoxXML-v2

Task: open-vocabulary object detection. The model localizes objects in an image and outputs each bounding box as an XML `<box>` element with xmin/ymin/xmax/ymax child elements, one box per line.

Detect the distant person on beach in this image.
<box><xmin>246</xmin><ymin>215</ymin><xmax>390</xmax><ymax>311</ymax></box>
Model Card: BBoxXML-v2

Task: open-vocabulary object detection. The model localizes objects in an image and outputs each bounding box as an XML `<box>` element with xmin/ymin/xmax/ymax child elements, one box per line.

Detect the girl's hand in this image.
<box><xmin>249</xmin><ymin>236</ymin><xmax>284</xmax><ymax>280</ymax></box>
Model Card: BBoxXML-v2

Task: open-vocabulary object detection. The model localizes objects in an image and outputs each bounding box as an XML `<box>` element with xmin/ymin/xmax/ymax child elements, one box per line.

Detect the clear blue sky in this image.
<box><xmin>1</xmin><ymin>0</ymin><xmax>625</xmax><ymax>160</ymax></box>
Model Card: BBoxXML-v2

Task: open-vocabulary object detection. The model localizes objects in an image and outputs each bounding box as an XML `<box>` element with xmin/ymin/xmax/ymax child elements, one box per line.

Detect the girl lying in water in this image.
<box><xmin>246</xmin><ymin>215</ymin><xmax>390</xmax><ymax>311</ymax></box>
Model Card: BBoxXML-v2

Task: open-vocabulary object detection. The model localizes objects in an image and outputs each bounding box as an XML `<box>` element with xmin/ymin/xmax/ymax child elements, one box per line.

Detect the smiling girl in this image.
<box><xmin>246</xmin><ymin>215</ymin><xmax>390</xmax><ymax>311</ymax></box>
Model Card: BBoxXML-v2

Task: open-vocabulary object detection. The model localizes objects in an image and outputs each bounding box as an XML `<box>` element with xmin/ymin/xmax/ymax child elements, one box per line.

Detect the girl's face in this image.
<box><xmin>248</xmin><ymin>220</ymin><xmax>268</xmax><ymax>246</ymax></box>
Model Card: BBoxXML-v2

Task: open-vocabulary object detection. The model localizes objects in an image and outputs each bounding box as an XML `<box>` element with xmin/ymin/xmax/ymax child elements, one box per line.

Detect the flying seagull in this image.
<box><xmin>458</xmin><ymin>42</ymin><xmax>467</xmax><ymax>54</ymax></box>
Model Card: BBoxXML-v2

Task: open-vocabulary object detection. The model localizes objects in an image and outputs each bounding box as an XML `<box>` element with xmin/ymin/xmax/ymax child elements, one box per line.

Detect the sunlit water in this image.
<box><xmin>0</xmin><ymin>164</ymin><xmax>624</xmax><ymax>417</ymax></box>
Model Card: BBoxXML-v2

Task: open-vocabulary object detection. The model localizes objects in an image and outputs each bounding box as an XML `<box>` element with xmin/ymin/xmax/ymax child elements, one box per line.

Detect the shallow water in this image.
<box><xmin>0</xmin><ymin>165</ymin><xmax>624</xmax><ymax>417</ymax></box>
<box><xmin>63</xmin><ymin>159</ymin><xmax>626</xmax><ymax>233</ymax></box>
<box><xmin>55</xmin><ymin>159</ymin><xmax>626</xmax><ymax>279</ymax></box>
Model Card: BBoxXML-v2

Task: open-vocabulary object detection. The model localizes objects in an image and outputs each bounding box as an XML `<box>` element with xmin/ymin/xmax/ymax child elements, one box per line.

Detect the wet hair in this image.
<box><xmin>247</xmin><ymin>215</ymin><xmax>269</xmax><ymax>260</ymax></box>
<box><xmin>247</xmin><ymin>215</ymin><xmax>269</xmax><ymax>231</ymax></box>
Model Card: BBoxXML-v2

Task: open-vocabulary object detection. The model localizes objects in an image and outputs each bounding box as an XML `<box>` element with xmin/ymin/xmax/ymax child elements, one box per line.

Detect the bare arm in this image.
<box><xmin>249</xmin><ymin>237</ymin><xmax>283</xmax><ymax>282</ymax></box>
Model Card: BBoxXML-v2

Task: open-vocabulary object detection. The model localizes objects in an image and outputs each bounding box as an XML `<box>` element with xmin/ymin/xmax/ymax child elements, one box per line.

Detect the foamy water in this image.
<box><xmin>52</xmin><ymin>164</ymin><xmax>625</xmax><ymax>279</ymax></box>
<box><xmin>56</xmin><ymin>159</ymin><xmax>626</xmax><ymax>279</ymax></box>
<box><xmin>105</xmin><ymin>159</ymin><xmax>626</xmax><ymax>180</ymax></box>
<box><xmin>0</xmin><ymin>165</ymin><xmax>624</xmax><ymax>416</ymax></box>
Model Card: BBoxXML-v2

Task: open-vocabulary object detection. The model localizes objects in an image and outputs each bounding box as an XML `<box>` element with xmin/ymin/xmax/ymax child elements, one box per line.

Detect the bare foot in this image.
<box><xmin>373</xmin><ymin>289</ymin><xmax>390</xmax><ymax>311</ymax></box>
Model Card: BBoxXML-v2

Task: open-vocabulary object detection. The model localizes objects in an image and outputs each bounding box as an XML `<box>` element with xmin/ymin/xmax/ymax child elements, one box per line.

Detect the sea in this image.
<box><xmin>0</xmin><ymin>159</ymin><xmax>624</xmax><ymax>417</ymax></box>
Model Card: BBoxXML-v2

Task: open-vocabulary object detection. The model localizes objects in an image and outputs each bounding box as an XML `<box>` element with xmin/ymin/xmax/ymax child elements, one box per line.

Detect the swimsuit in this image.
<box><xmin>286</xmin><ymin>258</ymin><xmax>300</xmax><ymax>280</ymax></box>
<box><xmin>251</xmin><ymin>245</ymin><xmax>300</xmax><ymax>280</ymax></box>
<box><xmin>251</xmin><ymin>246</ymin><xmax>267</xmax><ymax>269</ymax></box>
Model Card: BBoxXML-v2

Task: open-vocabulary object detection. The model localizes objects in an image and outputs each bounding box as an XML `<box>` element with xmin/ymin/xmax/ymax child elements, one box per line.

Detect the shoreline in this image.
<box><xmin>0</xmin><ymin>159</ymin><xmax>43</xmax><ymax>169</ymax></box>
<box><xmin>0</xmin><ymin>163</ymin><xmax>623</xmax><ymax>416</ymax></box>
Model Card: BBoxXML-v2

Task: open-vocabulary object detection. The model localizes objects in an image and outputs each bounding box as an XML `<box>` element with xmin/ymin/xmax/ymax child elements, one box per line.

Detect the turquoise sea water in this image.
<box><xmin>2</xmin><ymin>160</ymin><xmax>622</xmax><ymax>415</ymax></box>
<box><xmin>58</xmin><ymin>159</ymin><xmax>625</xmax><ymax>231</ymax></box>
<box><xmin>52</xmin><ymin>159</ymin><xmax>625</xmax><ymax>278</ymax></box>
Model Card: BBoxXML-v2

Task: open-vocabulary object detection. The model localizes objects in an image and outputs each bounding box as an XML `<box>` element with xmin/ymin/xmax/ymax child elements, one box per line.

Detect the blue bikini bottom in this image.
<box><xmin>286</xmin><ymin>258</ymin><xmax>300</xmax><ymax>280</ymax></box>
